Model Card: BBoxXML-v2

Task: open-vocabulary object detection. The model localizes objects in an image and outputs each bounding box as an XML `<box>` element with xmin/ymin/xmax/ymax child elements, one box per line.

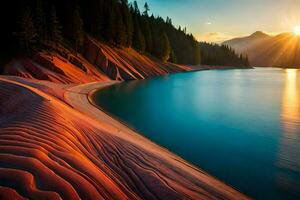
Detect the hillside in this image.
<box><xmin>4</xmin><ymin>37</ymin><xmax>190</xmax><ymax>84</ymax></box>
<box><xmin>223</xmin><ymin>32</ymin><xmax>300</xmax><ymax>67</ymax></box>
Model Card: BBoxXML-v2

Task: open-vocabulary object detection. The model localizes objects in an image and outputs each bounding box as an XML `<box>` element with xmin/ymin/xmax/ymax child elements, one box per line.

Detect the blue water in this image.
<box><xmin>93</xmin><ymin>68</ymin><xmax>300</xmax><ymax>200</ymax></box>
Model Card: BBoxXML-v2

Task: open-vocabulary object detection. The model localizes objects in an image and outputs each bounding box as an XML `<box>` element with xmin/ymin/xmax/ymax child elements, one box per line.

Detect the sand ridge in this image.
<box><xmin>0</xmin><ymin>76</ymin><xmax>249</xmax><ymax>200</ymax></box>
<box><xmin>0</xmin><ymin>37</ymin><xmax>249</xmax><ymax>199</ymax></box>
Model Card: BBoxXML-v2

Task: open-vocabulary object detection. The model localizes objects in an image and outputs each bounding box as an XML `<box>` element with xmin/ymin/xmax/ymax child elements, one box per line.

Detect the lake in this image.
<box><xmin>93</xmin><ymin>68</ymin><xmax>300</xmax><ymax>200</ymax></box>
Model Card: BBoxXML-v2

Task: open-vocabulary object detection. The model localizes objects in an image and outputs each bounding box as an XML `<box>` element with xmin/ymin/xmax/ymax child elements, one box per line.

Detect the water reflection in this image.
<box><xmin>277</xmin><ymin>69</ymin><xmax>300</xmax><ymax>197</ymax></box>
<box><xmin>282</xmin><ymin>69</ymin><xmax>300</xmax><ymax>126</ymax></box>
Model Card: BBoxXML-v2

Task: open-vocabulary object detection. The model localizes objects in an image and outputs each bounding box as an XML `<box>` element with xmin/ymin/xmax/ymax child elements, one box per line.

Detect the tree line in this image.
<box><xmin>0</xmin><ymin>0</ymin><xmax>250</xmax><ymax>73</ymax></box>
<box><xmin>15</xmin><ymin>0</ymin><xmax>84</xmax><ymax>55</ymax></box>
<box><xmin>200</xmin><ymin>42</ymin><xmax>249</xmax><ymax>67</ymax></box>
<box><xmin>13</xmin><ymin>0</ymin><xmax>200</xmax><ymax>65</ymax></box>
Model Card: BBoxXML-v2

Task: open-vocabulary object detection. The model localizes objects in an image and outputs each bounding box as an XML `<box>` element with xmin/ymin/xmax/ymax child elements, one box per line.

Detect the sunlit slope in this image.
<box><xmin>223</xmin><ymin>32</ymin><xmax>300</xmax><ymax>67</ymax></box>
<box><xmin>4</xmin><ymin>37</ymin><xmax>190</xmax><ymax>84</ymax></box>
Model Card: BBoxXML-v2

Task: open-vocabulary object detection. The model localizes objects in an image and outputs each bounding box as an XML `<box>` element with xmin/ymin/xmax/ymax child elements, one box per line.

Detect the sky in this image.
<box><xmin>131</xmin><ymin>0</ymin><xmax>300</xmax><ymax>43</ymax></box>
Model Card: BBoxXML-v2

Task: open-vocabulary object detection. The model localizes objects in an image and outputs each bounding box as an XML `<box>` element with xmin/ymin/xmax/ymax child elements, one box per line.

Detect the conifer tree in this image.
<box><xmin>193</xmin><ymin>41</ymin><xmax>201</xmax><ymax>65</ymax></box>
<box><xmin>160</xmin><ymin>31</ymin><xmax>171</xmax><ymax>62</ymax></box>
<box><xmin>245</xmin><ymin>55</ymin><xmax>250</xmax><ymax>66</ymax></box>
<box><xmin>72</xmin><ymin>6</ymin><xmax>84</xmax><ymax>53</ymax></box>
<box><xmin>166</xmin><ymin>17</ymin><xmax>172</xmax><ymax>25</ymax></box>
<box><xmin>132</xmin><ymin>9</ymin><xmax>145</xmax><ymax>52</ymax></box>
<box><xmin>140</xmin><ymin>3</ymin><xmax>152</xmax><ymax>52</ymax></box>
<box><xmin>121</xmin><ymin>0</ymin><xmax>134</xmax><ymax>47</ymax></box>
<box><xmin>143</xmin><ymin>3</ymin><xmax>150</xmax><ymax>16</ymax></box>
<box><xmin>239</xmin><ymin>53</ymin><xmax>243</xmax><ymax>61</ymax></box>
<box><xmin>136</xmin><ymin>29</ymin><xmax>146</xmax><ymax>52</ymax></box>
<box><xmin>169</xmin><ymin>49</ymin><xmax>177</xmax><ymax>63</ymax></box>
<box><xmin>17</xmin><ymin>7</ymin><xmax>37</xmax><ymax>54</ymax></box>
<box><xmin>50</xmin><ymin>6</ymin><xmax>63</xmax><ymax>46</ymax></box>
<box><xmin>115</xmin><ymin>6</ymin><xmax>126</xmax><ymax>46</ymax></box>
<box><xmin>133</xmin><ymin>1</ymin><xmax>140</xmax><ymax>15</ymax></box>
<box><xmin>35</xmin><ymin>0</ymin><xmax>47</xmax><ymax>45</ymax></box>
<box><xmin>140</xmin><ymin>17</ymin><xmax>152</xmax><ymax>53</ymax></box>
<box><xmin>106</xmin><ymin>6</ymin><xmax>117</xmax><ymax>43</ymax></box>
<box><xmin>88</xmin><ymin>0</ymin><xmax>105</xmax><ymax>38</ymax></box>
<box><xmin>127</xmin><ymin>17</ymin><xmax>134</xmax><ymax>47</ymax></box>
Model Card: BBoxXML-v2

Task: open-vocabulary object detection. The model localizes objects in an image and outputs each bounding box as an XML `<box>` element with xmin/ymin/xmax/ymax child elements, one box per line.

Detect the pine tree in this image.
<box><xmin>132</xmin><ymin>12</ymin><xmax>145</xmax><ymax>52</ymax></box>
<box><xmin>115</xmin><ymin>6</ymin><xmax>126</xmax><ymax>46</ymax></box>
<box><xmin>35</xmin><ymin>0</ymin><xmax>47</xmax><ymax>45</ymax></box>
<box><xmin>141</xmin><ymin>17</ymin><xmax>153</xmax><ymax>53</ymax></box>
<box><xmin>72</xmin><ymin>6</ymin><xmax>84</xmax><ymax>53</ymax></box>
<box><xmin>239</xmin><ymin>53</ymin><xmax>243</xmax><ymax>60</ymax></box>
<box><xmin>193</xmin><ymin>41</ymin><xmax>201</xmax><ymax>65</ymax></box>
<box><xmin>127</xmin><ymin>16</ymin><xmax>134</xmax><ymax>47</ymax></box>
<box><xmin>16</xmin><ymin>7</ymin><xmax>37</xmax><ymax>54</ymax></box>
<box><xmin>140</xmin><ymin>3</ymin><xmax>152</xmax><ymax>53</ymax></box>
<box><xmin>245</xmin><ymin>55</ymin><xmax>250</xmax><ymax>66</ymax></box>
<box><xmin>106</xmin><ymin>6</ymin><xmax>117</xmax><ymax>43</ymax></box>
<box><xmin>160</xmin><ymin>31</ymin><xmax>171</xmax><ymax>62</ymax></box>
<box><xmin>169</xmin><ymin>49</ymin><xmax>177</xmax><ymax>63</ymax></box>
<box><xmin>143</xmin><ymin>3</ymin><xmax>150</xmax><ymax>16</ymax></box>
<box><xmin>166</xmin><ymin>17</ymin><xmax>172</xmax><ymax>25</ymax></box>
<box><xmin>88</xmin><ymin>0</ymin><xmax>105</xmax><ymax>38</ymax></box>
<box><xmin>133</xmin><ymin>1</ymin><xmax>140</xmax><ymax>15</ymax></box>
<box><xmin>136</xmin><ymin>29</ymin><xmax>146</xmax><ymax>52</ymax></box>
<box><xmin>121</xmin><ymin>0</ymin><xmax>134</xmax><ymax>47</ymax></box>
<box><xmin>50</xmin><ymin>6</ymin><xmax>63</xmax><ymax>46</ymax></box>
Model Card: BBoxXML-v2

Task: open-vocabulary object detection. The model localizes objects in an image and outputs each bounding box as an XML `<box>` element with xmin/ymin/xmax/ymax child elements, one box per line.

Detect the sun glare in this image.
<box><xmin>294</xmin><ymin>26</ymin><xmax>300</xmax><ymax>36</ymax></box>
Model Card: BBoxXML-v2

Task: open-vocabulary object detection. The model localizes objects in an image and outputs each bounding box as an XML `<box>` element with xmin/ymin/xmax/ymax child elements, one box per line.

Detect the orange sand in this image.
<box><xmin>0</xmin><ymin>76</ymin><xmax>249</xmax><ymax>200</ymax></box>
<box><xmin>0</xmin><ymin>38</ymin><xmax>249</xmax><ymax>199</ymax></box>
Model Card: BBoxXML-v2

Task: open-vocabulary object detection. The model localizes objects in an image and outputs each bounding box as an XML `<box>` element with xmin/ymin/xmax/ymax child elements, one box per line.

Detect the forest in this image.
<box><xmin>200</xmin><ymin>42</ymin><xmax>249</xmax><ymax>67</ymax></box>
<box><xmin>0</xmin><ymin>0</ymin><xmax>249</xmax><ymax>73</ymax></box>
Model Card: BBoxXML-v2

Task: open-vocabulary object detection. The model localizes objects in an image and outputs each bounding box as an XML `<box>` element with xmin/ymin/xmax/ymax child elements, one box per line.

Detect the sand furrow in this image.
<box><xmin>0</xmin><ymin>77</ymin><xmax>249</xmax><ymax>200</ymax></box>
<box><xmin>0</xmin><ymin>186</ymin><xmax>26</xmax><ymax>200</ymax></box>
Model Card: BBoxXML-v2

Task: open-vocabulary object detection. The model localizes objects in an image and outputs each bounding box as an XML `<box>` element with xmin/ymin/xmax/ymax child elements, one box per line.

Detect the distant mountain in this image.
<box><xmin>223</xmin><ymin>31</ymin><xmax>270</xmax><ymax>52</ymax></box>
<box><xmin>223</xmin><ymin>31</ymin><xmax>300</xmax><ymax>67</ymax></box>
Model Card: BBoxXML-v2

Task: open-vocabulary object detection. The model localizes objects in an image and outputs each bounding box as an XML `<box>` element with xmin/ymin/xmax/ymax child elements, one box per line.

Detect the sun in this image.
<box><xmin>294</xmin><ymin>26</ymin><xmax>300</xmax><ymax>36</ymax></box>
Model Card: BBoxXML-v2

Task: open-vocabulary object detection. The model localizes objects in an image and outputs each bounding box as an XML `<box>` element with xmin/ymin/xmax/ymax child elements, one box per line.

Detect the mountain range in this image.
<box><xmin>223</xmin><ymin>31</ymin><xmax>300</xmax><ymax>67</ymax></box>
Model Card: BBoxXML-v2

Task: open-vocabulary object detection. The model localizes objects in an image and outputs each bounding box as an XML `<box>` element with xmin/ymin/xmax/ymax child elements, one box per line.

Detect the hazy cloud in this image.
<box><xmin>196</xmin><ymin>32</ymin><xmax>234</xmax><ymax>43</ymax></box>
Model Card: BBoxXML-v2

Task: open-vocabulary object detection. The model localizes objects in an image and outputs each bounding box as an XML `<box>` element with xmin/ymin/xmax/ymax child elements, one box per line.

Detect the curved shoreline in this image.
<box><xmin>64</xmin><ymin>81</ymin><xmax>250</xmax><ymax>200</ymax></box>
<box><xmin>0</xmin><ymin>74</ymin><xmax>250</xmax><ymax>199</ymax></box>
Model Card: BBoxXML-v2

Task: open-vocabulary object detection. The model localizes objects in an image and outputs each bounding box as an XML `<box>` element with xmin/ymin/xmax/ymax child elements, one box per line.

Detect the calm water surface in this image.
<box><xmin>94</xmin><ymin>68</ymin><xmax>300</xmax><ymax>200</ymax></box>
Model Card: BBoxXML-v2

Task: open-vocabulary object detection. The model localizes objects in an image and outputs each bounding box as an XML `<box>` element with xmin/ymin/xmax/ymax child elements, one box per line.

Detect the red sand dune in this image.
<box><xmin>0</xmin><ymin>77</ymin><xmax>249</xmax><ymax>200</ymax></box>
<box><xmin>0</xmin><ymin>39</ymin><xmax>249</xmax><ymax>199</ymax></box>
